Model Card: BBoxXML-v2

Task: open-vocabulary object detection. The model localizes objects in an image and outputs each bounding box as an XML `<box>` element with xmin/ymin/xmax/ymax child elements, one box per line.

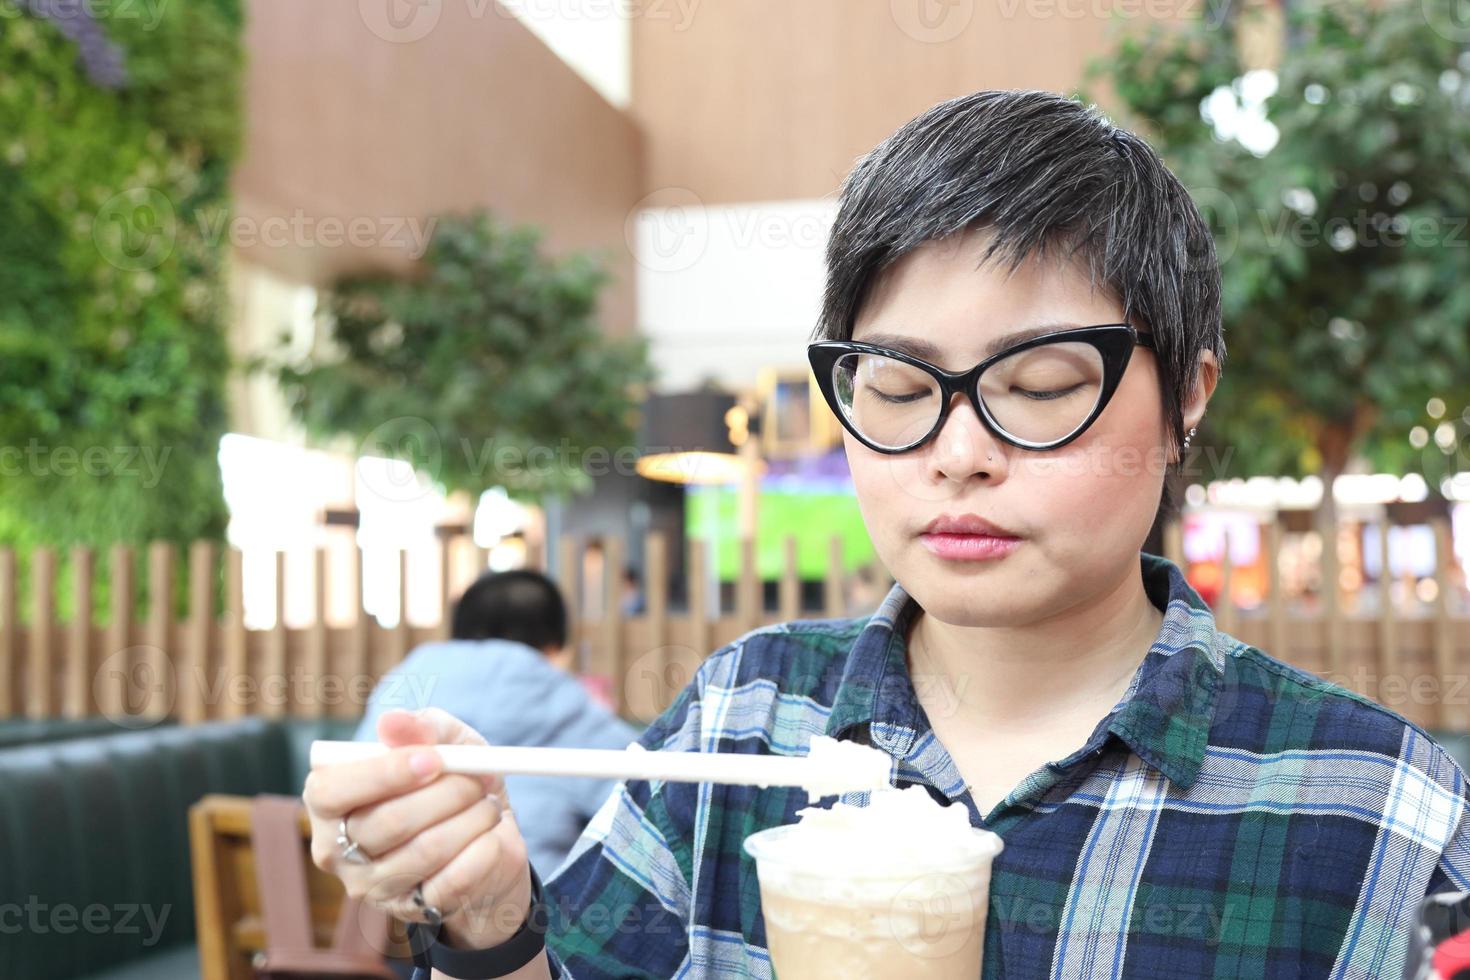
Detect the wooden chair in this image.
<box><xmin>189</xmin><ymin>794</ymin><xmax>409</xmax><ymax>980</ymax></box>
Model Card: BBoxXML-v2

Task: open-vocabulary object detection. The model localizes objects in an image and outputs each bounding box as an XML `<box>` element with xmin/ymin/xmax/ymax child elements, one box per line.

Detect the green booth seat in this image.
<box><xmin>0</xmin><ymin>715</ymin><xmax>178</xmax><ymax>750</ymax></box>
<box><xmin>0</xmin><ymin>714</ymin><xmax>360</xmax><ymax>980</ymax></box>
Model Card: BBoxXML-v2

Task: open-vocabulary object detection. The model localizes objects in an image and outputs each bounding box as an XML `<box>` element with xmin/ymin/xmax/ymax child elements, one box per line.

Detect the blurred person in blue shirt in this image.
<box><xmin>353</xmin><ymin>569</ymin><xmax>638</xmax><ymax>878</ymax></box>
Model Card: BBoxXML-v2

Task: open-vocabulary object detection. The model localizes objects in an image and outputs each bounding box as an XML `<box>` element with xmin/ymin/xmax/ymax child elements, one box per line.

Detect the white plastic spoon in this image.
<box><xmin>310</xmin><ymin>734</ymin><xmax>893</xmax><ymax>796</ymax></box>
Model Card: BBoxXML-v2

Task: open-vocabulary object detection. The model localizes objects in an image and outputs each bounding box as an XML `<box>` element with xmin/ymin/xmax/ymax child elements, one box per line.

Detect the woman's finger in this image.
<box><xmin>415</xmin><ymin>807</ymin><xmax>530</xmax><ymax>927</ymax></box>
<box><xmin>304</xmin><ymin>744</ymin><xmax>443</xmax><ymax>821</ymax></box>
<box><xmin>346</xmin><ymin>770</ymin><xmax>497</xmax><ymax>858</ymax></box>
<box><xmin>376</xmin><ymin>707</ymin><xmax>500</xmax><ymax>794</ymax></box>
<box><xmin>355</xmin><ymin>794</ymin><xmax>508</xmax><ymax>908</ymax></box>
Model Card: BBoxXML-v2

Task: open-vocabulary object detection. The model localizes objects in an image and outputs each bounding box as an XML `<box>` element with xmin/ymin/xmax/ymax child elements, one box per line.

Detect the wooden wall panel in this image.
<box><xmin>631</xmin><ymin>0</ymin><xmax>1187</xmax><ymax>204</ymax></box>
<box><xmin>235</xmin><ymin>0</ymin><xmax>643</xmax><ymax>333</ymax></box>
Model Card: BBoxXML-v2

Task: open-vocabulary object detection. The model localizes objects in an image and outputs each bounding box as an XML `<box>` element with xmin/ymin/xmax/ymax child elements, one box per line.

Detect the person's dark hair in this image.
<box><xmin>814</xmin><ymin>89</ymin><xmax>1226</xmax><ymax>521</ymax></box>
<box><xmin>451</xmin><ymin>569</ymin><xmax>568</xmax><ymax>651</ymax></box>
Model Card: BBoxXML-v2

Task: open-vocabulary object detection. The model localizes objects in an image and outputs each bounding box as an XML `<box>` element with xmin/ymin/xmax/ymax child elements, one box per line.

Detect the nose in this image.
<box><xmin>927</xmin><ymin>391</ymin><xmax>1009</xmax><ymax>484</ymax></box>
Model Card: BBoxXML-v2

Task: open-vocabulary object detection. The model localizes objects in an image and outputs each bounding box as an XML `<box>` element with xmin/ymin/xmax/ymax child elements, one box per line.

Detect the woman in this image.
<box><xmin>304</xmin><ymin>90</ymin><xmax>1470</xmax><ymax>979</ymax></box>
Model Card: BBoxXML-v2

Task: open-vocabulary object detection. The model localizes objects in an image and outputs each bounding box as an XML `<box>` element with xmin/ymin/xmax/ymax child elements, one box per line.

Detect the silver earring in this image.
<box><xmin>1182</xmin><ymin>426</ymin><xmax>1197</xmax><ymax>449</ymax></box>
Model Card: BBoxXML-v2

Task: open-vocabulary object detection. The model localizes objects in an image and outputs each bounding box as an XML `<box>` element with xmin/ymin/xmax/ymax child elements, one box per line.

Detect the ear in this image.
<box><xmin>1178</xmin><ymin>350</ymin><xmax>1220</xmax><ymax>463</ymax></box>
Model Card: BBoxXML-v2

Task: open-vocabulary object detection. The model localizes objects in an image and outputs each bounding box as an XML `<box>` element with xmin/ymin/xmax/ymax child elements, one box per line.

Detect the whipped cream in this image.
<box><xmin>750</xmin><ymin>784</ymin><xmax>1002</xmax><ymax>881</ymax></box>
<box><xmin>800</xmin><ymin>735</ymin><xmax>894</xmax><ymax>794</ymax></box>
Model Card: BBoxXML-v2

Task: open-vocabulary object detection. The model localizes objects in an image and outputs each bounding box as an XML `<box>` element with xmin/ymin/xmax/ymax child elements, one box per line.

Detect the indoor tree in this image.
<box><xmin>1084</xmin><ymin>0</ymin><xmax>1470</xmax><ymax>522</ymax></box>
<box><xmin>265</xmin><ymin>211</ymin><xmax>655</xmax><ymax>505</ymax></box>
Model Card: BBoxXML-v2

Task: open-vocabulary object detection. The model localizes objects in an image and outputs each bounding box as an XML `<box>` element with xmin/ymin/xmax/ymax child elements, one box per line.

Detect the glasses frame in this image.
<box><xmin>808</xmin><ymin>323</ymin><xmax>1155</xmax><ymax>454</ymax></box>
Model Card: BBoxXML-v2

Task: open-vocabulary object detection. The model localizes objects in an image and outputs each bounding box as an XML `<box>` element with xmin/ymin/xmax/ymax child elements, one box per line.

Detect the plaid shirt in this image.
<box><xmin>504</xmin><ymin>553</ymin><xmax>1470</xmax><ymax>978</ymax></box>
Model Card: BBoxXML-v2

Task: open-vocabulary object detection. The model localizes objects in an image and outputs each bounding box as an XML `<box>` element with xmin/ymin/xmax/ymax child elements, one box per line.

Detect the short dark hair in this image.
<box><xmin>815</xmin><ymin>89</ymin><xmax>1226</xmax><ymax>521</ymax></box>
<box><xmin>451</xmin><ymin>569</ymin><xmax>568</xmax><ymax>650</ymax></box>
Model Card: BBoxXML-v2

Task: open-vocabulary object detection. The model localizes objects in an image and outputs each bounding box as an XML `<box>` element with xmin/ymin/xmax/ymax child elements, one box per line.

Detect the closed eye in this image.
<box><xmin>1012</xmin><ymin>384</ymin><xmax>1086</xmax><ymax>401</ymax></box>
<box><xmin>871</xmin><ymin>388</ymin><xmax>933</xmax><ymax>405</ymax></box>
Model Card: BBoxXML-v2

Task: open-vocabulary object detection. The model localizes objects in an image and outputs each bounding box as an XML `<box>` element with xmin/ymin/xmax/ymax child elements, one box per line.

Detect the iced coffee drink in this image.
<box><xmin>744</xmin><ymin>786</ymin><xmax>1002</xmax><ymax>979</ymax></box>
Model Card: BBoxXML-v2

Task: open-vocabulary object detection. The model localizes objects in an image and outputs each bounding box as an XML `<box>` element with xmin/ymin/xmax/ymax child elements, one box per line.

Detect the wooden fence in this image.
<box><xmin>1</xmin><ymin>516</ymin><xmax>1467</xmax><ymax>731</ymax></box>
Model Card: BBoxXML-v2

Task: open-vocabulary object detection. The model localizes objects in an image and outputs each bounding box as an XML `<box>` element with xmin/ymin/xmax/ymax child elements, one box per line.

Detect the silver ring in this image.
<box><xmin>412</xmin><ymin>884</ymin><xmax>444</xmax><ymax>928</ymax></box>
<box><xmin>337</xmin><ymin>816</ymin><xmax>370</xmax><ymax>865</ymax></box>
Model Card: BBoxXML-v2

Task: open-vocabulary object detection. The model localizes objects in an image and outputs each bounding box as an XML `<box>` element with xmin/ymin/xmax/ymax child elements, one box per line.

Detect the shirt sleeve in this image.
<box><xmin>538</xmin><ymin>678</ymin><xmax>706</xmax><ymax>979</ymax></box>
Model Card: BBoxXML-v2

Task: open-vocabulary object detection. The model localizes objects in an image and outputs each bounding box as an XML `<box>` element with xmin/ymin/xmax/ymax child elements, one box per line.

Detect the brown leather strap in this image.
<box><xmin>251</xmin><ymin>795</ymin><xmax>316</xmax><ymax>956</ymax></box>
<box><xmin>332</xmin><ymin>894</ymin><xmax>391</xmax><ymax>960</ymax></box>
<box><xmin>249</xmin><ymin>794</ymin><xmax>396</xmax><ymax>979</ymax></box>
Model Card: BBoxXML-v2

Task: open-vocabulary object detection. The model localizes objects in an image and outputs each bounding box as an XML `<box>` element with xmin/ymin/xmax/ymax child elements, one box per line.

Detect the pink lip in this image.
<box><xmin>919</xmin><ymin>533</ymin><xmax>1021</xmax><ymax>561</ymax></box>
<box><xmin>918</xmin><ymin>512</ymin><xmax>1022</xmax><ymax>562</ymax></box>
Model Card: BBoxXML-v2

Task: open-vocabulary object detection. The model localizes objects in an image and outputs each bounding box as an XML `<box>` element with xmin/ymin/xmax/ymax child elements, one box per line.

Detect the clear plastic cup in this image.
<box><xmin>744</xmin><ymin>822</ymin><xmax>1003</xmax><ymax>979</ymax></box>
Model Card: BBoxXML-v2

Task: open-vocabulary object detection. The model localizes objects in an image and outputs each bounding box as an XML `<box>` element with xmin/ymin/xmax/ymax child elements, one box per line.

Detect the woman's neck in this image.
<box><xmin>905</xmin><ymin>556</ymin><xmax>1165</xmax><ymax>733</ymax></box>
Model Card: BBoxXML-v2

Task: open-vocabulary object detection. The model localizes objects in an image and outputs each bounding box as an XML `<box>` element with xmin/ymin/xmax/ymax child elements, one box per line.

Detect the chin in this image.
<box><xmin>899</xmin><ymin>566</ymin><xmax>1044</xmax><ymax>628</ymax></box>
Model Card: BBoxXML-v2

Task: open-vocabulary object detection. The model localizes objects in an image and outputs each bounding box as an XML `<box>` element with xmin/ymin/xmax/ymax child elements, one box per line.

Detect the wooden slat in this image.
<box><xmin>392</xmin><ymin>548</ymin><xmax>411</xmax><ymax>667</ymax></box>
<box><xmin>646</xmin><ymin>531</ymin><xmax>668</xmax><ymax>646</ymax></box>
<box><xmin>144</xmin><ymin>543</ymin><xmax>173</xmax><ymax>719</ymax></box>
<box><xmin>66</xmin><ymin>547</ymin><xmax>92</xmax><ymax>718</ymax></box>
<box><xmin>105</xmin><ymin>546</ymin><xmax>133</xmax><ymax>723</ymax></box>
<box><xmin>824</xmin><ymin>535</ymin><xmax>844</xmax><ymax>619</ymax></box>
<box><xmin>188</xmin><ymin>799</ymin><xmax>231</xmax><ymax>980</ymax></box>
<box><xmin>1217</xmin><ymin>528</ymin><xmax>1236</xmax><ymax>637</ymax></box>
<box><xmin>182</xmin><ymin>541</ymin><xmax>214</xmax><ymax>724</ymax></box>
<box><xmin>779</xmin><ymin>536</ymin><xmax>800</xmax><ymax>622</ymax></box>
<box><xmin>1264</xmin><ymin>518</ymin><xmax>1286</xmax><ymax>665</ymax></box>
<box><xmin>304</xmin><ymin>548</ymin><xmax>328</xmax><ymax>719</ymax></box>
<box><xmin>0</xmin><ymin>549</ymin><xmax>15</xmax><ymax>717</ymax></box>
<box><xmin>263</xmin><ymin>551</ymin><xmax>287</xmax><ymax>719</ymax></box>
<box><xmin>1377</xmin><ymin>519</ymin><xmax>1396</xmax><ymax>706</ymax></box>
<box><xmin>28</xmin><ymin>547</ymin><xmax>54</xmax><ymax>718</ymax></box>
<box><xmin>645</xmin><ymin>531</ymin><xmax>669</xmax><ymax>713</ymax></box>
<box><xmin>223</xmin><ymin>549</ymin><xmax>247</xmax><ymax>721</ymax></box>
<box><xmin>146</xmin><ymin>541</ymin><xmax>174</xmax><ymax>721</ymax></box>
<box><xmin>1322</xmin><ymin>518</ymin><xmax>1342</xmax><ymax>681</ymax></box>
<box><xmin>348</xmin><ymin>545</ymin><xmax>370</xmax><ymax>698</ymax></box>
<box><xmin>688</xmin><ymin>538</ymin><xmax>708</xmax><ymax>660</ymax></box>
<box><xmin>1431</xmin><ymin>517</ymin><xmax>1459</xmax><ymax>729</ymax></box>
<box><xmin>738</xmin><ymin>537</ymin><xmax>759</xmax><ymax>634</ymax></box>
<box><xmin>558</xmin><ymin>535</ymin><xmax>579</xmax><ymax>671</ymax></box>
<box><xmin>603</xmin><ymin>536</ymin><xmax>626</xmax><ymax>717</ymax></box>
<box><xmin>438</xmin><ymin>536</ymin><xmax>453</xmax><ymax>642</ymax></box>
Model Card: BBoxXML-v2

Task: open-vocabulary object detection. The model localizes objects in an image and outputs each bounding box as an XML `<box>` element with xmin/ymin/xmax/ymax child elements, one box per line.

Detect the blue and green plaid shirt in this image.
<box><xmin>529</xmin><ymin>551</ymin><xmax>1470</xmax><ymax>978</ymax></box>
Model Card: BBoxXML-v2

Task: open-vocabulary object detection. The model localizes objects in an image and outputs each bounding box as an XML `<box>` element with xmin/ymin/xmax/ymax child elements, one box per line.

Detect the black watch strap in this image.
<box><xmin>408</xmin><ymin>864</ymin><xmax>549</xmax><ymax>979</ymax></box>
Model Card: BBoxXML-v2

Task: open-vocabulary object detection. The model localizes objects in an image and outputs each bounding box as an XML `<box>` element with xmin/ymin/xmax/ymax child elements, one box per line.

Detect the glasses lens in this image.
<box><xmin>978</xmin><ymin>341</ymin><xmax>1106</xmax><ymax>445</ymax></box>
<box><xmin>832</xmin><ymin>352</ymin><xmax>942</xmax><ymax>449</ymax></box>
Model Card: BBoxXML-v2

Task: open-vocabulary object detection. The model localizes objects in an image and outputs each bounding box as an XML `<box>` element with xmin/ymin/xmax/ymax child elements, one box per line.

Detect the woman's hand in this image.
<box><xmin>304</xmin><ymin>707</ymin><xmax>534</xmax><ymax>949</ymax></box>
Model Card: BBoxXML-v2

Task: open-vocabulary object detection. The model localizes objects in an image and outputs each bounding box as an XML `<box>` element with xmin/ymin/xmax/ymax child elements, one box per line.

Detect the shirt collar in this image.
<box><xmin>823</xmin><ymin>551</ymin><xmax>1225</xmax><ymax>791</ymax></box>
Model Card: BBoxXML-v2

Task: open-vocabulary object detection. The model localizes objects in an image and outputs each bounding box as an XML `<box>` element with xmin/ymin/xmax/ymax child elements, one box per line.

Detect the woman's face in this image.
<box><xmin>845</xmin><ymin>226</ymin><xmax>1174</xmax><ymax>629</ymax></box>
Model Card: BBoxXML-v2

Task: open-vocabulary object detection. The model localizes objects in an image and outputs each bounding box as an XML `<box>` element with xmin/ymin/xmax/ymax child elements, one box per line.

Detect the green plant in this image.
<box><xmin>265</xmin><ymin>211</ymin><xmax>656</xmax><ymax>502</ymax></box>
<box><xmin>0</xmin><ymin>2</ymin><xmax>243</xmax><ymax>622</ymax></box>
<box><xmin>1084</xmin><ymin>1</ymin><xmax>1470</xmax><ymax>510</ymax></box>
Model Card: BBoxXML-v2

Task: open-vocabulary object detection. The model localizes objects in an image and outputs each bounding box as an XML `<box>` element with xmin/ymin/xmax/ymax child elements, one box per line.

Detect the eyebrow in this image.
<box><xmin>855</xmin><ymin>323</ymin><xmax>1086</xmax><ymax>363</ymax></box>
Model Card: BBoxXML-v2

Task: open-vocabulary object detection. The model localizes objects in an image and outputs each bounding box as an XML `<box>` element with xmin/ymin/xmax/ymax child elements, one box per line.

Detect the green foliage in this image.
<box><xmin>0</xmin><ymin>4</ymin><xmax>243</xmax><ymax>619</ymax></box>
<box><xmin>267</xmin><ymin>211</ymin><xmax>656</xmax><ymax>501</ymax></box>
<box><xmin>1085</xmin><ymin>2</ymin><xmax>1470</xmax><ymax>489</ymax></box>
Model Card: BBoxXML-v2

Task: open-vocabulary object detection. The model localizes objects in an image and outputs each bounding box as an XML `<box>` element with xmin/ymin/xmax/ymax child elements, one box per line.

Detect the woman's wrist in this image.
<box><xmin>408</xmin><ymin>864</ymin><xmax>550</xmax><ymax>979</ymax></box>
<box><xmin>440</xmin><ymin>868</ymin><xmax>535</xmax><ymax>949</ymax></box>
